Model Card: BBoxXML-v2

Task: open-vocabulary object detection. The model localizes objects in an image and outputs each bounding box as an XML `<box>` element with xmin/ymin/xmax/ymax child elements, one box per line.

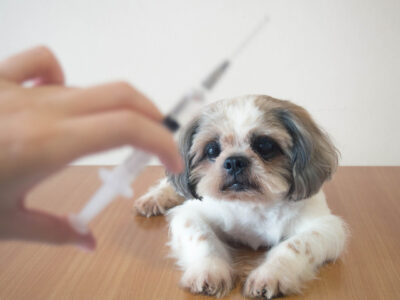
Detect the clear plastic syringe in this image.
<box><xmin>68</xmin><ymin>62</ymin><xmax>230</xmax><ymax>234</ymax></box>
<box><xmin>68</xmin><ymin>16</ymin><xmax>268</xmax><ymax>235</ymax></box>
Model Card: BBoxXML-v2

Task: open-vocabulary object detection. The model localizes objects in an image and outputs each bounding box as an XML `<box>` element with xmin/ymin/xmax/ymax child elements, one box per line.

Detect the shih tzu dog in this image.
<box><xmin>134</xmin><ymin>95</ymin><xmax>348</xmax><ymax>299</ymax></box>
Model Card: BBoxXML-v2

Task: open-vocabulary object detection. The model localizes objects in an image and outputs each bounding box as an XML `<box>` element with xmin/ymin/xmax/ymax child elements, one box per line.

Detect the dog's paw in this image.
<box><xmin>243</xmin><ymin>257</ymin><xmax>306</xmax><ymax>299</ymax></box>
<box><xmin>180</xmin><ymin>257</ymin><xmax>234</xmax><ymax>298</ymax></box>
<box><xmin>134</xmin><ymin>179</ymin><xmax>184</xmax><ymax>217</ymax></box>
<box><xmin>134</xmin><ymin>192</ymin><xmax>165</xmax><ymax>217</ymax></box>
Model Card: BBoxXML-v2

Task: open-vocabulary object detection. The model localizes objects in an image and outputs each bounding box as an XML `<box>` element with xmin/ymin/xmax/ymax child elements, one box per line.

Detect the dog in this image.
<box><xmin>134</xmin><ymin>95</ymin><xmax>348</xmax><ymax>298</ymax></box>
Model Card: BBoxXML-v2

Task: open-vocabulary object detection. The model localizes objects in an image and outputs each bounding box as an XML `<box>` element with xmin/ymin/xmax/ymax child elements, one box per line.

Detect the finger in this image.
<box><xmin>58</xmin><ymin>81</ymin><xmax>163</xmax><ymax>122</ymax></box>
<box><xmin>0</xmin><ymin>46</ymin><xmax>64</xmax><ymax>85</ymax></box>
<box><xmin>56</xmin><ymin>110</ymin><xmax>183</xmax><ymax>173</ymax></box>
<box><xmin>0</xmin><ymin>209</ymin><xmax>96</xmax><ymax>250</ymax></box>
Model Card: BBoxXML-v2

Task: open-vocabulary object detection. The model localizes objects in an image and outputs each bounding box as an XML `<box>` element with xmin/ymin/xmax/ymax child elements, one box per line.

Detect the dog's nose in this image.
<box><xmin>223</xmin><ymin>156</ymin><xmax>250</xmax><ymax>176</ymax></box>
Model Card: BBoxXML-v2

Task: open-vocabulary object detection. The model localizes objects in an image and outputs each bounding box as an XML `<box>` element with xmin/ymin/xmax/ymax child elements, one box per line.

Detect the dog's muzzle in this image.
<box><xmin>221</xmin><ymin>156</ymin><xmax>257</xmax><ymax>192</ymax></box>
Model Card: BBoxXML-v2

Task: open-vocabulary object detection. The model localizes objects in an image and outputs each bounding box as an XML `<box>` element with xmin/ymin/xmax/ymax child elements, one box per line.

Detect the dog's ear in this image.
<box><xmin>167</xmin><ymin>116</ymin><xmax>201</xmax><ymax>199</ymax></box>
<box><xmin>276</xmin><ymin>105</ymin><xmax>339</xmax><ymax>201</ymax></box>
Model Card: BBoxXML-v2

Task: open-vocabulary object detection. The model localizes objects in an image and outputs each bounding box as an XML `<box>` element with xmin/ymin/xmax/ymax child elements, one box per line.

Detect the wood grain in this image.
<box><xmin>0</xmin><ymin>166</ymin><xmax>399</xmax><ymax>300</ymax></box>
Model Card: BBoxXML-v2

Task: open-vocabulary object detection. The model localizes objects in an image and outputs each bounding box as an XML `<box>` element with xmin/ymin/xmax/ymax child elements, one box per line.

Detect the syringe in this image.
<box><xmin>68</xmin><ymin>16</ymin><xmax>268</xmax><ymax>235</ymax></box>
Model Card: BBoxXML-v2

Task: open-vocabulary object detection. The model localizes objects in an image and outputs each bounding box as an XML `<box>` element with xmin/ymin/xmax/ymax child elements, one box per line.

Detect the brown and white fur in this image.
<box><xmin>134</xmin><ymin>95</ymin><xmax>348</xmax><ymax>299</ymax></box>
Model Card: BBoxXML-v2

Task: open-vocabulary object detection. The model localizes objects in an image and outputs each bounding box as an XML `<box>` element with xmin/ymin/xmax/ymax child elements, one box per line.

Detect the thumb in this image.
<box><xmin>0</xmin><ymin>209</ymin><xmax>96</xmax><ymax>251</ymax></box>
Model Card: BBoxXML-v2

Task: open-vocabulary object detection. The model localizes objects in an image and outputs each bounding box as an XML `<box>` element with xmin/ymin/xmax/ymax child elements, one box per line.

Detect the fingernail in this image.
<box><xmin>177</xmin><ymin>156</ymin><xmax>184</xmax><ymax>172</ymax></box>
<box><xmin>76</xmin><ymin>235</ymin><xmax>96</xmax><ymax>252</ymax></box>
<box><xmin>171</xmin><ymin>161</ymin><xmax>183</xmax><ymax>174</ymax></box>
<box><xmin>76</xmin><ymin>244</ymin><xmax>94</xmax><ymax>253</ymax></box>
<box><xmin>175</xmin><ymin>154</ymin><xmax>184</xmax><ymax>172</ymax></box>
<box><xmin>68</xmin><ymin>215</ymin><xmax>89</xmax><ymax>235</ymax></box>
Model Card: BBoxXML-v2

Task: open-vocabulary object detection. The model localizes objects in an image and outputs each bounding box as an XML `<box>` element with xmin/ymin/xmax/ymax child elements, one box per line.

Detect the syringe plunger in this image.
<box><xmin>68</xmin><ymin>15</ymin><xmax>268</xmax><ymax>236</ymax></box>
<box><xmin>69</xmin><ymin>149</ymin><xmax>151</xmax><ymax>234</ymax></box>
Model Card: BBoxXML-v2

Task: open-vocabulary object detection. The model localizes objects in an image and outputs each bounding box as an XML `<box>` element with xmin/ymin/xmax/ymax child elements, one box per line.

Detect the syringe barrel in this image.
<box><xmin>122</xmin><ymin>149</ymin><xmax>152</xmax><ymax>180</ymax></box>
<box><xmin>202</xmin><ymin>60</ymin><xmax>230</xmax><ymax>90</ymax></box>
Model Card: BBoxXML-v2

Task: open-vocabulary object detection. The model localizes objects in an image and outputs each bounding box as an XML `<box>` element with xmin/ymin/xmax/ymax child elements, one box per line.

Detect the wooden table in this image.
<box><xmin>0</xmin><ymin>166</ymin><xmax>399</xmax><ymax>300</ymax></box>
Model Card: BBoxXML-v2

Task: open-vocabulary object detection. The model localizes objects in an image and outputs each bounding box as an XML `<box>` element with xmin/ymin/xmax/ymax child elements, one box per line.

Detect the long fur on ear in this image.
<box><xmin>167</xmin><ymin>117</ymin><xmax>201</xmax><ymax>199</ymax></box>
<box><xmin>276</xmin><ymin>106</ymin><xmax>339</xmax><ymax>201</ymax></box>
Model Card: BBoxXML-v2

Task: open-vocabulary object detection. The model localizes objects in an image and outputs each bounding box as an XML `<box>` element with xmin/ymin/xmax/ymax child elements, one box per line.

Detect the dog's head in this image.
<box><xmin>168</xmin><ymin>95</ymin><xmax>338</xmax><ymax>202</ymax></box>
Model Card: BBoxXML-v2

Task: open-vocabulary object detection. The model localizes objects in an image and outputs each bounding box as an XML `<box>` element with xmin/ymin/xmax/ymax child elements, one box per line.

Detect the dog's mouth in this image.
<box><xmin>221</xmin><ymin>178</ymin><xmax>259</xmax><ymax>192</ymax></box>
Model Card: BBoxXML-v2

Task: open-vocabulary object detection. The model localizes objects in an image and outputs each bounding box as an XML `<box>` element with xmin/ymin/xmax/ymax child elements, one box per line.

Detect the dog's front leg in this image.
<box><xmin>168</xmin><ymin>203</ymin><xmax>234</xmax><ymax>297</ymax></box>
<box><xmin>134</xmin><ymin>178</ymin><xmax>184</xmax><ymax>217</ymax></box>
<box><xmin>243</xmin><ymin>215</ymin><xmax>348</xmax><ymax>299</ymax></box>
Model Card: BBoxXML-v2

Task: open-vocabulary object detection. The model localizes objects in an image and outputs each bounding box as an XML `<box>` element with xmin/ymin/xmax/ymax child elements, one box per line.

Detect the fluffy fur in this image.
<box><xmin>134</xmin><ymin>95</ymin><xmax>348</xmax><ymax>299</ymax></box>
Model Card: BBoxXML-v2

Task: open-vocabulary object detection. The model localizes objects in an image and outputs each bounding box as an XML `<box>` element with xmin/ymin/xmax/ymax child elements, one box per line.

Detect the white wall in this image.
<box><xmin>1</xmin><ymin>0</ymin><xmax>399</xmax><ymax>166</ymax></box>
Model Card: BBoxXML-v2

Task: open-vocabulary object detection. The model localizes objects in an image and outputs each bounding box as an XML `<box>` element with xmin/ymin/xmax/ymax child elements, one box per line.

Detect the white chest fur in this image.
<box><xmin>172</xmin><ymin>195</ymin><xmax>307</xmax><ymax>250</ymax></box>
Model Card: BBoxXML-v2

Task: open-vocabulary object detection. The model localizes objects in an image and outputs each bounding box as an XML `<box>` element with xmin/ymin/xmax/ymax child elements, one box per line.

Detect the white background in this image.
<box><xmin>1</xmin><ymin>0</ymin><xmax>399</xmax><ymax>166</ymax></box>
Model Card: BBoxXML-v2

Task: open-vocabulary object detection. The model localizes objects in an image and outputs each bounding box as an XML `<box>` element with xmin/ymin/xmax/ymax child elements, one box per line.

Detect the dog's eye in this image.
<box><xmin>251</xmin><ymin>136</ymin><xmax>282</xmax><ymax>160</ymax></box>
<box><xmin>204</xmin><ymin>141</ymin><xmax>221</xmax><ymax>160</ymax></box>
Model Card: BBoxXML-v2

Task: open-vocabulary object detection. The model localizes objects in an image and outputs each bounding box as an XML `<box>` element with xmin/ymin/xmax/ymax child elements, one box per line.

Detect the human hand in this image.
<box><xmin>0</xmin><ymin>46</ymin><xmax>183</xmax><ymax>250</ymax></box>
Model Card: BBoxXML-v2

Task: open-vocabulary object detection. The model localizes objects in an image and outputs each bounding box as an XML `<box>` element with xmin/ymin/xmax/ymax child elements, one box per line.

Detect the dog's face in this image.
<box><xmin>169</xmin><ymin>95</ymin><xmax>338</xmax><ymax>202</ymax></box>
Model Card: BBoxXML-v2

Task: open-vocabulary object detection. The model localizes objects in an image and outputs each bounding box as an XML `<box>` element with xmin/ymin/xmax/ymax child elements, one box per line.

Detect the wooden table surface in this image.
<box><xmin>0</xmin><ymin>166</ymin><xmax>399</xmax><ymax>300</ymax></box>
